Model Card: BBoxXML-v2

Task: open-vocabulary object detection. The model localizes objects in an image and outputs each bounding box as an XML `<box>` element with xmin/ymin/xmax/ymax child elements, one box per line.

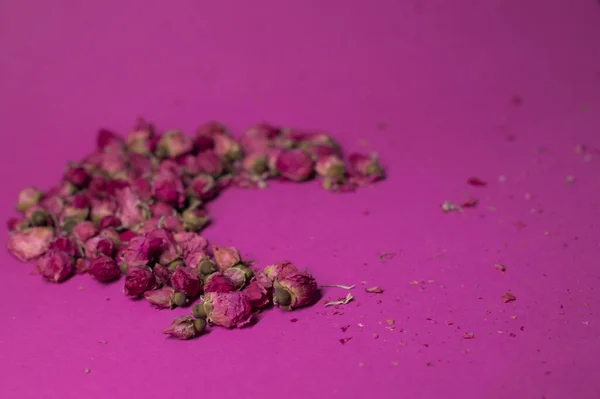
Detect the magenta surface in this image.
<box><xmin>1</xmin><ymin>1</ymin><xmax>600</xmax><ymax>398</ymax></box>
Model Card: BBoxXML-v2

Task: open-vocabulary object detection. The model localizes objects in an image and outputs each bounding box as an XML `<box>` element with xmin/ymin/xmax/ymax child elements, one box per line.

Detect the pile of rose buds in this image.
<box><xmin>6</xmin><ymin>119</ymin><xmax>384</xmax><ymax>339</ymax></box>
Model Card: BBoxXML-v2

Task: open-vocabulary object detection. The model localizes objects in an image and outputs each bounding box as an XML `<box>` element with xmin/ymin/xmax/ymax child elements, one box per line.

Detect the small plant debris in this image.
<box><xmin>365</xmin><ymin>286</ymin><xmax>384</xmax><ymax>293</ymax></box>
<box><xmin>324</xmin><ymin>293</ymin><xmax>354</xmax><ymax>307</ymax></box>
<box><xmin>501</xmin><ymin>292</ymin><xmax>517</xmax><ymax>303</ymax></box>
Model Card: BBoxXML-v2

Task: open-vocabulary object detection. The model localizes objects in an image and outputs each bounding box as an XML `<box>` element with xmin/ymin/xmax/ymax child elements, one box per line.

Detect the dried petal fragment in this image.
<box><xmin>365</xmin><ymin>286</ymin><xmax>384</xmax><ymax>294</ymax></box>
<box><xmin>7</xmin><ymin>227</ymin><xmax>54</xmax><ymax>262</ymax></box>
<box><xmin>324</xmin><ymin>293</ymin><xmax>354</xmax><ymax>307</ymax></box>
<box><xmin>501</xmin><ymin>292</ymin><xmax>516</xmax><ymax>303</ymax></box>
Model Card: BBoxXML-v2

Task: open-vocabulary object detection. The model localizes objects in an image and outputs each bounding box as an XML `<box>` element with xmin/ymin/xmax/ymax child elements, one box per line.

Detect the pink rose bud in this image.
<box><xmin>116</xmin><ymin>187</ymin><xmax>150</xmax><ymax>229</ymax></box>
<box><xmin>25</xmin><ymin>205</ymin><xmax>52</xmax><ymax>226</ymax></box>
<box><xmin>195</xmin><ymin>121</ymin><xmax>225</xmax><ymax>152</ymax></box>
<box><xmin>196</xmin><ymin>150</ymin><xmax>224</xmax><ymax>177</ymax></box>
<box><xmin>275</xmin><ymin>149</ymin><xmax>315</xmax><ymax>181</ymax></box>
<box><xmin>182</xmin><ymin>203</ymin><xmax>210</xmax><ymax>232</ymax></box>
<box><xmin>267</xmin><ymin>147</ymin><xmax>282</xmax><ymax>176</ymax></box>
<box><xmin>100</xmin><ymin>150</ymin><xmax>128</xmax><ymax>176</ymax></box>
<box><xmin>182</xmin><ymin>246</ymin><xmax>210</xmax><ymax>270</ymax></box>
<box><xmin>162</xmin><ymin>215</ymin><xmax>185</xmax><ymax>233</ymax></box>
<box><xmin>299</xmin><ymin>132</ymin><xmax>340</xmax><ymax>152</ymax></box>
<box><xmin>151</xmin><ymin>162</ymin><xmax>185</xmax><ymax>209</ymax></box>
<box><xmin>203</xmin><ymin>272</ymin><xmax>236</xmax><ymax>293</ymax></box>
<box><xmin>87</xmin><ymin>175</ymin><xmax>109</xmax><ymax>198</ymax></box>
<box><xmin>128</xmin><ymin>152</ymin><xmax>156</xmax><ymax>178</ymax></box>
<box><xmin>90</xmin><ymin>198</ymin><xmax>117</xmax><ymax>223</ymax></box>
<box><xmin>243</xmin><ymin>273</ymin><xmax>273</xmax><ymax>309</ymax></box>
<box><xmin>98</xmin><ymin>215</ymin><xmax>122</xmax><ymax>230</ymax></box>
<box><xmin>216</xmin><ymin>174</ymin><xmax>233</xmax><ymax>191</ymax></box>
<box><xmin>85</xmin><ymin>235</ymin><xmax>115</xmax><ymax>259</ymax></box>
<box><xmin>121</xmin><ymin>234</ymin><xmax>164</xmax><ymax>268</ymax></box>
<box><xmin>242</xmin><ymin>152</ymin><xmax>268</xmax><ymax>175</ymax></box>
<box><xmin>97</xmin><ymin>128</ymin><xmax>123</xmax><ymax>150</ymax></box>
<box><xmin>64</xmin><ymin>164</ymin><xmax>91</xmax><ymax>188</ymax></box>
<box><xmin>130</xmin><ymin>177</ymin><xmax>152</xmax><ymax>202</ymax></box>
<box><xmin>196</xmin><ymin>292</ymin><xmax>252</xmax><ymax>328</ymax></box>
<box><xmin>88</xmin><ymin>255</ymin><xmax>121</xmax><ymax>282</ymax></box>
<box><xmin>315</xmin><ymin>154</ymin><xmax>346</xmax><ymax>181</ymax></box>
<box><xmin>176</xmin><ymin>154</ymin><xmax>200</xmax><ymax>175</ymax></box>
<box><xmin>174</xmin><ymin>232</ymin><xmax>208</xmax><ymax>249</ymax></box>
<box><xmin>144</xmin><ymin>286</ymin><xmax>187</xmax><ymax>309</ymax></box>
<box><xmin>150</xmin><ymin>202</ymin><xmax>176</xmax><ymax>218</ymax></box>
<box><xmin>153</xmin><ymin>260</ymin><xmax>181</xmax><ymax>286</ymax></box>
<box><xmin>239</xmin><ymin>123</ymin><xmax>279</xmax><ymax>154</ymax></box>
<box><xmin>187</xmin><ymin>174</ymin><xmax>216</xmax><ymax>201</ymax></box>
<box><xmin>16</xmin><ymin>187</ymin><xmax>43</xmax><ymax>212</ymax></box>
<box><xmin>39</xmin><ymin>195</ymin><xmax>64</xmax><ymax>217</ymax></box>
<box><xmin>146</xmin><ymin>228</ymin><xmax>181</xmax><ymax>265</ymax></box>
<box><xmin>223</xmin><ymin>264</ymin><xmax>253</xmax><ymax>290</ymax></box>
<box><xmin>348</xmin><ymin>153</ymin><xmax>384</xmax><ymax>180</ymax></box>
<box><xmin>72</xmin><ymin>221</ymin><xmax>98</xmax><ymax>244</ymax></box>
<box><xmin>49</xmin><ymin>237</ymin><xmax>79</xmax><ymax>259</ymax></box>
<box><xmin>7</xmin><ymin>226</ymin><xmax>54</xmax><ymax>262</ymax></box>
<box><xmin>75</xmin><ymin>258</ymin><xmax>89</xmax><ymax>275</ymax></box>
<box><xmin>7</xmin><ymin>217</ymin><xmax>30</xmax><ymax>233</ymax></box>
<box><xmin>163</xmin><ymin>316</ymin><xmax>206</xmax><ymax>340</ymax></box>
<box><xmin>156</xmin><ymin>130</ymin><xmax>193</xmax><ymax>159</ymax></box>
<box><xmin>212</xmin><ymin>245</ymin><xmax>241</xmax><ymax>271</ymax></box>
<box><xmin>35</xmin><ymin>250</ymin><xmax>74</xmax><ymax>283</ymax></box>
<box><xmin>170</xmin><ymin>267</ymin><xmax>202</xmax><ymax>298</ymax></box>
<box><xmin>46</xmin><ymin>180</ymin><xmax>77</xmax><ymax>198</ymax></box>
<box><xmin>213</xmin><ymin>133</ymin><xmax>242</xmax><ymax>162</ymax></box>
<box><xmin>127</xmin><ymin>118</ymin><xmax>156</xmax><ymax>155</ymax></box>
<box><xmin>273</xmin><ymin>271</ymin><xmax>318</xmax><ymax>311</ymax></box>
<box><xmin>124</xmin><ymin>266</ymin><xmax>156</xmax><ymax>298</ymax></box>
<box><xmin>263</xmin><ymin>260</ymin><xmax>298</xmax><ymax>281</ymax></box>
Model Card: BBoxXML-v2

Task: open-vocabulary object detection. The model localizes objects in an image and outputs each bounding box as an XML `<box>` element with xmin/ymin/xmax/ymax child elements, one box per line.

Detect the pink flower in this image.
<box><xmin>187</xmin><ymin>174</ymin><xmax>216</xmax><ymax>201</ymax></box>
<box><xmin>124</xmin><ymin>266</ymin><xmax>156</xmax><ymax>298</ymax></box>
<box><xmin>243</xmin><ymin>273</ymin><xmax>273</xmax><ymax>309</ymax></box>
<box><xmin>88</xmin><ymin>255</ymin><xmax>121</xmax><ymax>282</ymax></box>
<box><xmin>49</xmin><ymin>237</ymin><xmax>79</xmax><ymax>259</ymax></box>
<box><xmin>348</xmin><ymin>153</ymin><xmax>384</xmax><ymax>180</ymax></box>
<box><xmin>273</xmin><ymin>271</ymin><xmax>318</xmax><ymax>311</ymax></box>
<box><xmin>39</xmin><ymin>195</ymin><xmax>64</xmax><ymax>217</ymax></box>
<box><xmin>213</xmin><ymin>133</ymin><xmax>242</xmax><ymax>161</ymax></box>
<box><xmin>162</xmin><ymin>215</ymin><xmax>185</xmax><ymax>233</ymax></box>
<box><xmin>170</xmin><ymin>267</ymin><xmax>201</xmax><ymax>298</ymax></box>
<box><xmin>7</xmin><ymin>227</ymin><xmax>54</xmax><ymax>262</ymax></box>
<box><xmin>275</xmin><ymin>149</ymin><xmax>314</xmax><ymax>181</ymax></box>
<box><xmin>144</xmin><ymin>286</ymin><xmax>187</xmax><ymax>309</ymax></box>
<box><xmin>156</xmin><ymin>130</ymin><xmax>193</xmax><ymax>159</ymax></box>
<box><xmin>182</xmin><ymin>204</ymin><xmax>210</xmax><ymax>232</ymax></box>
<box><xmin>100</xmin><ymin>150</ymin><xmax>128</xmax><ymax>176</ymax></box>
<box><xmin>72</xmin><ymin>221</ymin><xmax>98</xmax><ymax>244</ymax></box>
<box><xmin>15</xmin><ymin>187</ymin><xmax>42</xmax><ymax>212</ymax></box>
<box><xmin>203</xmin><ymin>272</ymin><xmax>236</xmax><ymax>293</ymax></box>
<box><xmin>64</xmin><ymin>164</ymin><xmax>90</xmax><ymax>188</ymax></box>
<box><xmin>162</xmin><ymin>316</ymin><xmax>206</xmax><ymax>340</ymax></box>
<box><xmin>196</xmin><ymin>150</ymin><xmax>223</xmax><ymax>177</ymax></box>
<box><xmin>35</xmin><ymin>250</ymin><xmax>74</xmax><ymax>283</ymax></box>
<box><xmin>7</xmin><ymin>217</ymin><xmax>29</xmax><ymax>233</ymax></box>
<box><xmin>116</xmin><ymin>187</ymin><xmax>149</xmax><ymax>229</ymax></box>
<box><xmin>263</xmin><ymin>260</ymin><xmax>298</xmax><ymax>281</ymax></box>
<box><xmin>212</xmin><ymin>245</ymin><xmax>241</xmax><ymax>271</ymax></box>
<box><xmin>119</xmin><ymin>230</ymin><xmax>137</xmax><ymax>245</ymax></box>
<box><xmin>315</xmin><ymin>154</ymin><xmax>345</xmax><ymax>181</ymax></box>
<box><xmin>97</xmin><ymin>128</ymin><xmax>124</xmax><ymax>150</ymax></box>
<box><xmin>174</xmin><ymin>232</ymin><xmax>208</xmax><ymax>250</ymax></box>
<box><xmin>75</xmin><ymin>258</ymin><xmax>89</xmax><ymax>275</ymax></box>
<box><xmin>151</xmin><ymin>161</ymin><xmax>185</xmax><ymax>208</ymax></box>
<box><xmin>199</xmin><ymin>292</ymin><xmax>252</xmax><ymax>328</ymax></box>
<box><xmin>153</xmin><ymin>263</ymin><xmax>178</xmax><ymax>287</ymax></box>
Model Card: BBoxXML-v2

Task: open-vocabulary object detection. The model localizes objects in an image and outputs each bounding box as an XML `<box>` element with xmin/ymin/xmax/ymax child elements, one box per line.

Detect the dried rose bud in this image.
<box><xmin>212</xmin><ymin>245</ymin><xmax>241</xmax><ymax>271</ymax></box>
<box><xmin>242</xmin><ymin>152</ymin><xmax>268</xmax><ymax>175</ymax></box>
<box><xmin>124</xmin><ymin>266</ymin><xmax>156</xmax><ymax>298</ymax></box>
<box><xmin>129</xmin><ymin>177</ymin><xmax>152</xmax><ymax>202</ymax></box>
<box><xmin>72</xmin><ymin>221</ymin><xmax>98</xmax><ymax>244</ymax></box>
<box><xmin>299</xmin><ymin>132</ymin><xmax>340</xmax><ymax>153</ymax></box>
<box><xmin>223</xmin><ymin>264</ymin><xmax>253</xmax><ymax>290</ymax></box>
<box><xmin>213</xmin><ymin>133</ymin><xmax>242</xmax><ymax>162</ymax></box>
<box><xmin>315</xmin><ymin>154</ymin><xmax>345</xmax><ymax>182</ymax></box>
<box><xmin>7</xmin><ymin>226</ymin><xmax>54</xmax><ymax>262</ymax></box>
<box><xmin>239</xmin><ymin>123</ymin><xmax>278</xmax><ymax>154</ymax></box>
<box><xmin>120</xmin><ymin>235</ymin><xmax>161</xmax><ymax>268</ymax></box>
<box><xmin>87</xmin><ymin>175</ymin><xmax>109</xmax><ymax>198</ymax></box>
<box><xmin>128</xmin><ymin>152</ymin><xmax>156</xmax><ymax>178</ymax></box>
<box><xmin>16</xmin><ymin>187</ymin><xmax>43</xmax><ymax>213</ymax></box>
<box><xmin>7</xmin><ymin>217</ymin><xmax>30</xmax><ymax>233</ymax></box>
<box><xmin>64</xmin><ymin>164</ymin><xmax>90</xmax><ymax>188</ymax></box>
<box><xmin>88</xmin><ymin>255</ymin><xmax>121</xmax><ymax>282</ymax></box>
<box><xmin>216</xmin><ymin>174</ymin><xmax>233</xmax><ymax>191</ymax></box>
<box><xmin>100</xmin><ymin>150</ymin><xmax>128</xmax><ymax>176</ymax></box>
<box><xmin>98</xmin><ymin>215</ymin><xmax>122</xmax><ymax>230</ymax></box>
<box><xmin>182</xmin><ymin>203</ymin><xmax>210</xmax><ymax>232</ymax></box>
<box><xmin>97</xmin><ymin>128</ymin><xmax>123</xmax><ymax>150</ymax></box>
<box><xmin>275</xmin><ymin>149</ymin><xmax>315</xmax><ymax>181</ymax></box>
<box><xmin>150</xmin><ymin>202</ymin><xmax>176</xmax><ymax>218</ymax></box>
<box><xmin>85</xmin><ymin>236</ymin><xmax>115</xmax><ymax>259</ymax></box>
<box><xmin>163</xmin><ymin>316</ymin><xmax>205</xmax><ymax>340</ymax></box>
<box><xmin>199</xmin><ymin>292</ymin><xmax>252</xmax><ymax>328</ymax></box>
<box><xmin>196</xmin><ymin>121</ymin><xmax>227</xmax><ymax>138</ymax></box>
<box><xmin>183</xmin><ymin>246</ymin><xmax>210</xmax><ymax>270</ymax></box>
<box><xmin>174</xmin><ymin>154</ymin><xmax>199</xmax><ymax>176</ymax></box>
<box><xmin>162</xmin><ymin>215</ymin><xmax>185</xmax><ymax>233</ymax></box>
<box><xmin>203</xmin><ymin>272</ymin><xmax>236</xmax><ymax>293</ymax></box>
<box><xmin>175</xmin><ymin>232</ymin><xmax>208</xmax><ymax>249</ymax></box>
<box><xmin>127</xmin><ymin>118</ymin><xmax>156</xmax><ymax>155</ymax></box>
<box><xmin>119</xmin><ymin>230</ymin><xmax>137</xmax><ymax>245</ymax></box>
<box><xmin>267</xmin><ymin>147</ymin><xmax>282</xmax><ymax>176</ymax></box>
<box><xmin>46</xmin><ymin>180</ymin><xmax>77</xmax><ymax>198</ymax></box>
<box><xmin>196</xmin><ymin>150</ymin><xmax>224</xmax><ymax>177</ymax></box>
<box><xmin>156</xmin><ymin>130</ymin><xmax>193</xmax><ymax>159</ymax></box>
<box><xmin>35</xmin><ymin>250</ymin><xmax>74</xmax><ymax>283</ymax></box>
<box><xmin>39</xmin><ymin>195</ymin><xmax>64</xmax><ymax>217</ymax></box>
<box><xmin>49</xmin><ymin>237</ymin><xmax>79</xmax><ymax>259</ymax></box>
<box><xmin>243</xmin><ymin>273</ymin><xmax>273</xmax><ymax>309</ymax></box>
<box><xmin>170</xmin><ymin>267</ymin><xmax>202</xmax><ymax>298</ymax></box>
<box><xmin>153</xmin><ymin>260</ymin><xmax>181</xmax><ymax>286</ymax></box>
<box><xmin>263</xmin><ymin>260</ymin><xmax>298</xmax><ymax>281</ymax></box>
<box><xmin>348</xmin><ymin>153</ymin><xmax>384</xmax><ymax>180</ymax></box>
<box><xmin>151</xmin><ymin>162</ymin><xmax>185</xmax><ymax>209</ymax></box>
<box><xmin>90</xmin><ymin>198</ymin><xmax>117</xmax><ymax>223</ymax></box>
<box><xmin>273</xmin><ymin>271</ymin><xmax>318</xmax><ymax>311</ymax></box>
<box><xmin>144</xmin><ymin>286</ymin><xmax>187</xmax><ymax>309</ymax></box>
<box><xmin>146</xmin><ymin>228</ymin><xmax>181</xmax><ymax>265</ymax></box>
<box><xmin>75</xmin><ymin>258</ymin><xmax>89</xmax><ymax>274</ymax></box>
<box><xmin>187</xmin><ymin>174</ymin><xmax>217</xmax><ymax>201</ymax></box>
<box><xmin>116</xmin><ymin>187</ymin><xmax>150</xmax><ymax>229</ymax></box>
<box><xmin>25</xmin><ymin>205</ymin><xmax>52</xmax><ymax>226</ymax></box>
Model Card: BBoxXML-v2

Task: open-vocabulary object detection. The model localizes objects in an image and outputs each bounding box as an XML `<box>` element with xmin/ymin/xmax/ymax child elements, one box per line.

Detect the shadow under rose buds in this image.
<box><xmin>163</xmin><ymin>316</ymin><xmax>205</xmax><ymax>340</ymax></box>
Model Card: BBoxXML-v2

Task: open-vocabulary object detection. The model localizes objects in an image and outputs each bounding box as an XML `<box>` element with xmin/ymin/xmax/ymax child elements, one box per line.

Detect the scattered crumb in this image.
<box><xmin>324</xmin><ymin>293</ymin><xmax>354</xmax><ymax>307</ymax></box>
<box><xmin>583</xmin><ymin>321</ymin><xmax>590</xmax><ymax>325</ymax></box>
<box><xmin>358</xmin><ymin>362</ymin><xmax>364</xmax><ymax>367</ymax></box>
<box><xmin>494</xmin><ymin>263</ymin><xmax>506</xmax><ymax>273</ymax></box>
<box><xmin>84</xmin><ymin>368</ymin><xmax>90</xmax><ymax>374</ymax></box>
<box><xmin>467</xmin><ymin>177</ymin><xmax>487</xmax><ymax>187</ymax></box>
<box><xmin>565</xmin><ymin>175</ymin><xmax>575</xmax><ymax>185</ymax></box>
<box><xmin>461</xmin><ymin>196</ymin><xmax>478</xmax><ymax>208</ymax></box>
<box><xmin>511</xmin><ymin>316</ymin><xmax>517</xmax><ymax>320</ymax></box>
<box><xmin>427</xmin><ymin>362</ymin><xmax>435</xmax><ymax>367</ymax></box>
<box><xmin>340</xmin><ymin>325</ymin><xmax>351</xmax><ymax>332</ymax></box>
<box><xmin>386</xmin><ymin>319</ymin><xmax>395</xmax><ymax>326</ymax></box>
<box><xmin>514</xmin><ymin>220</ymin><xmax>526</xmax><ymax>229</ymax></box>
<box><xmin>501</xmin><ymin>292</ymin><xmax>517</xmax><ymax>303</ymax></box>
<box><xmin>463</xmin><ymin>332</ymin><xmax>475</xmax><ymax>339</ymax></box>
<box><xmin>358</xmin><ymin>323</ymin><xmax>365</xmax><ymax>328</ymax></box>
<box><xmin>78</xmin><ymin>285</ymin><xmax>84</xmax><ymax>291</ymax></box>
<box><xmin>290</xmin><ymin>318</ymin><xmax>298</xmax><ymax>323</ymax></box>
<box><xmin>373</xmin><ymin>333</ymin><xmax>379</xmax><ymax>339</ymax></box>
<box><xmin>392</xmin><ymin>361</ymin><xmax>399</xmax><ymax>366</ymax></box>
<box><xmin>98</xmin><ymin>340</ymin><xmax>108</xmax><ymax>345</ymax></box>
<box><xmin>524</xmin><ymin>193</ymin><xmax>532</xmax><ymax>200</ymax></box>
<box><xmin>509</xmin><ymin>332</ymin><xmax>517</xmax><ymax>337</ymax></box>
<box><xmin>498</xmin><ymin>175</ymin><xmax>506</xmax><ymax>182</ymax></box>
<box><xmin>339</xmin><ymin>337</ymin><xmax>353</xmax><ymax>345</ymax></box>
<box><xmin>379</xmin><ymin>253</ymin><xmax>397</xmax><ymax>263</ymax></box>
<box><xmin>441</xmin><ymin>200</ymin><xmax>461</xmax><ymax>213</ymax></box>
<box><xmin>365</xmin><ymin>286</ymin><xmax>384</xmax><ymax>294</ymax></box>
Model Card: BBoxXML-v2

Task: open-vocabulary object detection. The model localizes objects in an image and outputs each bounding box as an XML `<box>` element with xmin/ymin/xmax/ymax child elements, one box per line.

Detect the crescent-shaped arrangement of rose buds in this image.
<box><xmin>6</xmin><ymin>119</ymin><xmax>384</xmax><ymax>340</ymax></box>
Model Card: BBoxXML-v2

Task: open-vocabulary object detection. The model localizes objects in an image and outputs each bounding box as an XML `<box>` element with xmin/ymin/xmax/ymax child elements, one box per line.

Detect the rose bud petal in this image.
<box><xmin>39</xmin><ymin>195</ymin><xmax>64</xmax><ymax>217</ymax></box>
<box><xmin>273</xmin><ymin>271</ymin><xmax>318</xmax><ymax>311</ymax></box>
<box><xmin>156</xmin><ymin>130</ymin><xmax>193</xmax><ymax>159</ymax></box>
<box><xmin>299</xmin><ymin>132</ymin><xmax>340</xmax><ymax>152</ymax></box>
<box><xmin>315</xmin><ymin>154</ymin><xmax>346</xmax><ymax>181</ymax></box>
<box><xmin>243</xmin><ymin>273</ymin><xmax>273</xmax><ymax>309</ymax></box>
<box><xmin>97</xmin><ymin>128</ymin><xmax>123</xmax><ymax>150</ymax></box>
<box><xmin>162</xmin><ymin>316</ymin><xmax>205</xmax><ymax>340</ymax></box>
<box><xmin>7</xmin><ymin>217</ymin><xmax>30</xmax><ymax>233</ymax></box>
<box><xmin>35</xmin><ymin>250</ymin><xmax>74</xmax><ymax>283</ymax></box>
<box><xmin>162</xmin><ymin>215</ymin><xmax>185</xmax><ymax>233</ymax></box>
<box><xmin>120</xmin><ymin>235</ymin><xmax>161</xmax><ymax>268</ymax></box>
<box><xmin>239</xmin><ymin>123</ymin><xmax>279</xmax><ymax>154</ymax></box>
<box><xmin>90</xmin><ymin>198</ymin><xmax>117</xmax><ymax>224</ymax></box>
<box><xmin>144</xmin><ymin>286</ymin><xmax>187</xmax><ymax>309</ymax></box>
<box><xmin>64</xmin><ymin>164</ymin><xmax>91</xmax><ymax>188</ymax></box>
<box><xmin>275</xmin><ymin>149</ymin><xmax>315</xmax><ymax>181</ymax></box>
<box><xmin>85</xmin><ymin>236</ymin><xmax>115</xmax><ymax>259</ymax></box>
<box><xmin>174</xmin><ymin>232</ymin><xmax>207</xmax><ymax>249</ymax></box>
<box><xmin>146</xmin><ymin>228</ymin><xmax>180</xmax><ymax>265</ymax></box>
<box><xmin>124</xmin><ymin>266</ymin><xmax>156</xmax><ymax>298</ymax></box>
<box><xmin>196</xmin><ymin>150</ymin><xmax>223</xmax><ymax>177</ymax></box>
<box><xmin>187</xmin><ymin>174</ymin><xmax>217</xmax><ymax>202</ymax></box>
<box><xmin>223</xmin><ymin>264</ymin><xmax>253</xmax><ymax>290</ymax></box>
<box><xmin>197</xmin><ymin>292</ymin><xmax>252</xmax><ymax>328</ymax></box>
<box><xmin>46</xmin><ymin>180</ymin><xmax>77</xmax><ymax>198</ymax></box>
<box><xmin>151</xmin><ymin>163</ymin><xmax>185</xmax><ymax>209</ymax></box>
<box><xmin>182</xmin><ymin>203</ymin><xmax>210</xmax><ymax>232</ymax></box>
<box><xmin>212</xmin><ymin>245</ymin><xmax>241</xmax><ymax>271</ymax></box>
<box><xmin>98</xmin><ymin>215</ymin><xmax>122</xmax><ymax>230</ymax></box>
<box><xmin>153</xmin><ymin>260</ymin><xmax>182</xmax><ymax>286</ymax></box>
<box><xmin>263</xmin><ymin>260</ymin><xmax>298</xmax><ymax>281</ymax></box>
<box><xmin>72</xmin><ymin>221</ymin><xmax>98</xmax><ymax>244</ymax></box>
<box><xmin>7</xmin><ymin>226</ymin><xmax>54</xmax><ymax>262</ymax></box>
<box><xmin>100</xmin><ymin>149</ymin><xmax>128</xmax><ymax>176</ymax></box>
<box><xmin>203</xmin><ymin>272</ymin><xmax>236</xmax><ymax>293</ymax></box>
<box><xmin>49</xmin><ymin>237</ymin><xmax>79</xmax><ymax>259</ymax></box>
<box><xmin>75</xmin><ymin>258</ymin><xmax>89</xmax><ymax>275</ymax></box>
<box><xmin>175</xmin><ymin>154</ymin><xmax>200</xmax><ymax>175</ymax></box>
<box><xmin>183</xmin><ymin>248</ymin><xmax>210</xmax><ymax>270</ymax></box>
<box><xmin>150</xmin><ymin>202</ymin><xmax>176</xmax><ymax>218</ymax></box>
<box><xmin>242</xmin><ymin>152</ymin><xmax>268</xmax><ymax>175</ymax></box>
<box><xmin>128</xmin><ymin>152</ymin><xmax>156</xmax><ymax>178</ymax></box>
<box><xmin>127</xmin><ymin>118</ymin><xmax>156</xmax><ymax>155</ymax></box>
<box><xmin>15</xmin><ymin>187</ymin><xmax>43</xmax><ymax>213</ymax></box>
<box><xmin>116</xmin><ymin>187</ymin><xmax>150</xmax><ymax>229</ymax></box>
<box><xmin>88</xmin><ymin>255</ymin><xmax>121</xmax><ymax>282</ymax></box>
<box><xmin>25</xmin><ymin>205</ymin><xmax>53</xmax><ymax>227</ymax></box>
<box><xmin>196</xmin><ymin>120</ymin><xmax>227</xmax><ymax>137</ymax></box>
<box><xmin>213</xmin><ymin>133</ymin><xmax>242</xmax><ymax>162</ymax></box>
<box><xmin>267</xmin><ymin>147</ymin><xmax>282</xmax><ymax>176</ymax></box>
<box><xmin>170</xmin><ymin>267</ymin><xmax>202</xmax><ymax>298</ymax></box>
<box><xmin>348</xmin><ymin>153</ymin><xmax>384</xmax><ymax>180</ymax></box>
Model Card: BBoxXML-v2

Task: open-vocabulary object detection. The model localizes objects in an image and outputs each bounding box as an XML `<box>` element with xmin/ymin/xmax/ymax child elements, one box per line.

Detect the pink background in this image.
<box><xmin>1</xmin><ymin>0</ymin><xmax>600</xmax><ymax>398</ymax></box>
